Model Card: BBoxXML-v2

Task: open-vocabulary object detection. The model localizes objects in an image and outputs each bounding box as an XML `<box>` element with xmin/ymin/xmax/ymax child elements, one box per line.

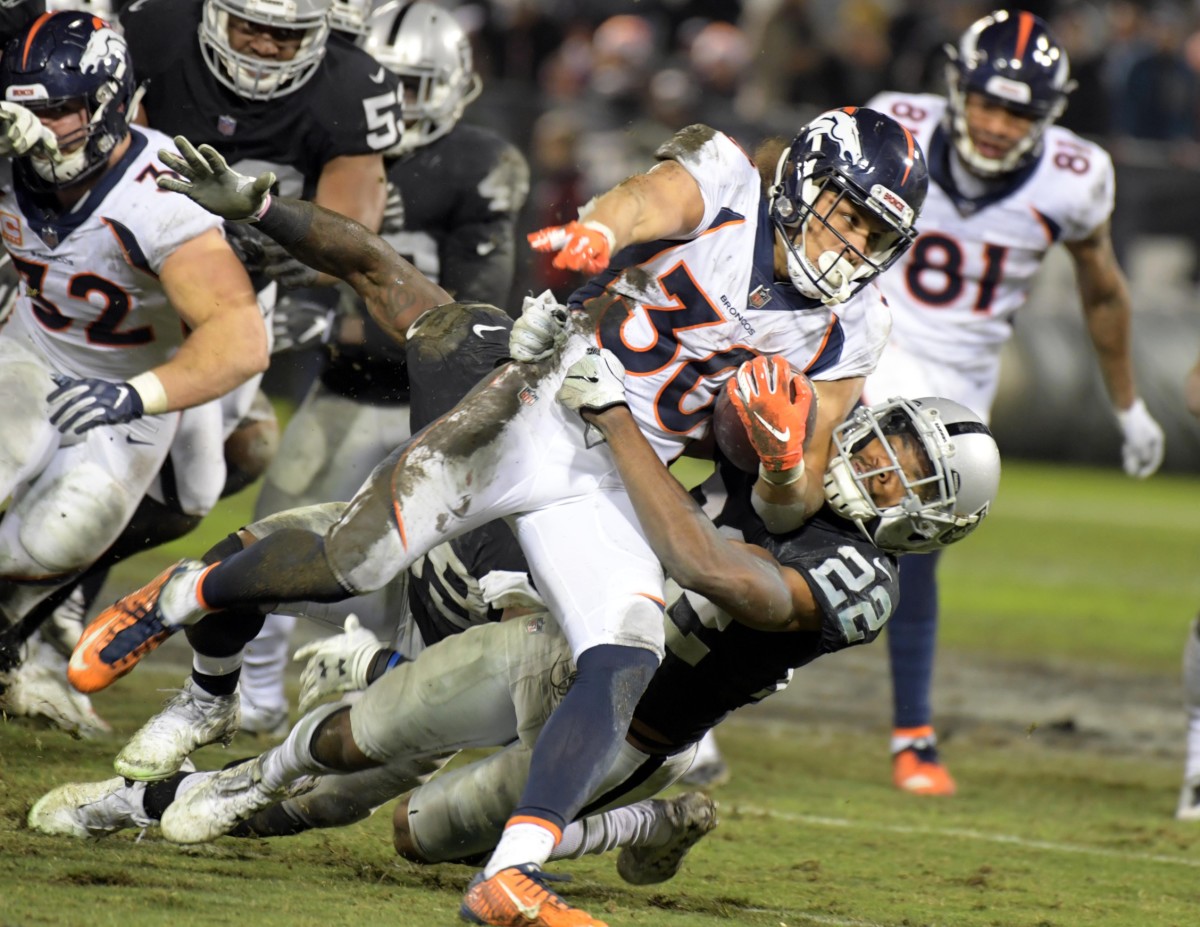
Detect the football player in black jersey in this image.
<box><xmin>30</xmin><ymin>353</ymin><xmax>1001</xmax><ymax>923</ymax></box>
<box><xmin>238</xmin><ymin>0</ymin><xmax>529</xmax><ymax>733</ymax></box>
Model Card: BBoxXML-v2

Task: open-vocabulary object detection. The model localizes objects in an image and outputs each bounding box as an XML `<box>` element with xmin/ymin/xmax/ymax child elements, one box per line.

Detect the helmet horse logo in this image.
<box><xmin>80</xmin><ymin>27</ymin><xmax>127</xmax><ymax>81</ymax></box>
<box><xmin>804</xmin><ymin>110</ymin><xmax>868</xmax><ymax>170</ymax></box>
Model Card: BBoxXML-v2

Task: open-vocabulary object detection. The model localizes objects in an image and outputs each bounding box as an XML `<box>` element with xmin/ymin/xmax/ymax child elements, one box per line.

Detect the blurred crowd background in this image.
<box><xmin>435</xmin><ymin>0</ymin><xmax>1200</xmax><ymax>470</ymax></box>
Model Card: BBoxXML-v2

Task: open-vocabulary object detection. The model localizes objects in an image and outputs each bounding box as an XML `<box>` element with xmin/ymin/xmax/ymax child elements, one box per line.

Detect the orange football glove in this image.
<box><xmin>527</xmin><ymin>220</ymin><xmax>616</xmax><ymax>274</ymax></box>
<box><xmin>727</xmin><ymin>355</ymin><xmax>815</xmax><ymax>473</ymax></box>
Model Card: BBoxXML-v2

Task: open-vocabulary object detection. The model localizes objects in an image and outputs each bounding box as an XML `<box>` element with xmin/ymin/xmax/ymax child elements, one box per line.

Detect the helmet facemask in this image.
<box><xmin>942</xmin><ymin>11</ymin><xmax>1076</xmax><ymax>179</ymax></box>
<box><xmin>769</xmin><ymin>141</ymin><xmax>917</xmax><ymax>307</ymax></box>
<box><xmin>824</xmin><ymin>398</ymin><xmax>997</xmax><ymax>554</ymax></box>
<box><xmin>2</xmin><ymin>15</ymin><xmax>139</xmax><ymax>192</ymax></box>
<box><xmin>200</xmin><ymin>0</ymin><xmax>331</xmax><ymax>101</ymax></box>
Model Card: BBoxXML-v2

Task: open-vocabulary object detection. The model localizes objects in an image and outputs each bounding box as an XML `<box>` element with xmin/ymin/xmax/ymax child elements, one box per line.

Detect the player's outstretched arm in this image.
<box><xmin>558</xmin><ymin>350</ymin><xmax>818</xmax><ymax>632</ymax></box>
<box><xmin>1067</xmin><ymin>220</ymin><xmax>1164</xmax><ymax>477</ymax></box>
<box><xmin>157</xmin><ymin>136</ymin><xmax>450</xmax><ymax>345</ymax></box>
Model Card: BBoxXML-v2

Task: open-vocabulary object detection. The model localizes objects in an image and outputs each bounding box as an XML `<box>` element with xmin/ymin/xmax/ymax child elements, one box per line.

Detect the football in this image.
<box><xmin>712</xmin><ymin>367</ymin><xmax>819</xmax><ymax>473</ymax></box>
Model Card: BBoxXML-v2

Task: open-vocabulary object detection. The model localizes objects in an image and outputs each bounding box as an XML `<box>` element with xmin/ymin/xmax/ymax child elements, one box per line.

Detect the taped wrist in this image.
<box><xmin>128</xmin><ymin>370</ymin><xmax>168</xmax><ymax>415</ymax></box>
<box><xmin>255</xmin><ymin>195</ymin><xmax>315</xmax><ymax>249</ymax></box>
<box><xmin>758</xmin><ymin>463</ymin><xmax>803</xmax><ymax>486</ymax></box>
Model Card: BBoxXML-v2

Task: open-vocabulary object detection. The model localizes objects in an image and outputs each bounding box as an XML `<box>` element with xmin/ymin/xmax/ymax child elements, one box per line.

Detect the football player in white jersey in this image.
<box><xmin>0</xmin><ymin>12</ymin><xmax>265</xmax><ymax>733</ymax></box>
<box><xmin>861</xmin><ymin>9</ymin><xmax>1165</xmax><ymax>796</ymax></box>
<box><xmin>68</xmin><ymin>105</ymin><xmax>926</xmax><ymax>927</ymax></box>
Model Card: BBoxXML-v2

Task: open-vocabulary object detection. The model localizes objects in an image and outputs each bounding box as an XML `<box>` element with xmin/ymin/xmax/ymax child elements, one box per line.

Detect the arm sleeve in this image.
<box><xmin>654</xmin><ymin>124</ymin><xmax>759</xmax><ymax>239</ymax></box>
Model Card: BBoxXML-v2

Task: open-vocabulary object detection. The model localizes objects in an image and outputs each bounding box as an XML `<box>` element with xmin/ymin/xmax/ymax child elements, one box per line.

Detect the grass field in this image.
<box><xmin>2</xmin><ymin>459</ymin><xmax>1198</xmax><ymax>927</ymax></box>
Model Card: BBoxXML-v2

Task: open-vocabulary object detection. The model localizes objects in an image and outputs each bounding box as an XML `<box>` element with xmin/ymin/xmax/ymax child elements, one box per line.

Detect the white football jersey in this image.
<box><xmin>0</xmin><ymin>126</ymin><xmax>223</xmax><ymax>381</ymax></box>
<box><xmin>867</xmin><ymin>92</ymin><xmax>1112</xmax><ymax>381</ymax></box>
<box><xmin>571</xmin><ymin>125</ymin><xmax>891</xmax><ymax>462</ymax></box>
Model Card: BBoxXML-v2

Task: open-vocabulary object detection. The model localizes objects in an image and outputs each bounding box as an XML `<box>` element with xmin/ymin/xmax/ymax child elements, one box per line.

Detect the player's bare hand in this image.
<box><xmin>0</xmin><ymin>101</ymin><xmax>60</xmax><ymax>159</ymax></box>
<box><xmin>528</xmin><ymin>220</ymin><xmax>616</xmax><ymax>275</ymax></box>
<box><xmin>294</xmin><ymin>614</ymin><xmax>385</xmax><ymax>713</ymax></box>
<box><xmin>728</xmin><ymin>355</ymin><xmax>815</xmax><ymax>475</ymax></box>
<box><xmin>157</xmin><ymin>135</ymin><xmax>275</xmax><ymax>222</ymax></box>
<box><xmin>510</xmin><ymin>290</ymin><xmax>568</xmax><ymax>362</ymax></box>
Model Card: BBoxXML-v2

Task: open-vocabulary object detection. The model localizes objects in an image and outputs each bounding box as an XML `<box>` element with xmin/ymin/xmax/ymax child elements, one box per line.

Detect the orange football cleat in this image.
<box><xmin>892</xmin><ymin>745</ymin><xmax>957</xmax><ymax>796</ymax></box>
<box><xmin>460</xmin><ymin>864</ymin><xmax>609</xmax><ymax>927</ymax></box>
<box><xmin>67</xmin><ymin>560</ymin><xmax>199</xmax><ymax>694</ymax></box>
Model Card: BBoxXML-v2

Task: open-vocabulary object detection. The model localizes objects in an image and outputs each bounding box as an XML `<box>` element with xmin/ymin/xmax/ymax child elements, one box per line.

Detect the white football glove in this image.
<box><xmin>0</xmin><ymin>102</ymin><xmax>59</xmax><ymax>159</ymax></box>
<box><xmin>1115</xmin><ymin>398</ymin><xmax>1164</xmax><ymax>478</ymax></box>
<box><xmin>510</xmin><ymin>290</ymin><xmax>569</xmax><ymax>362</ymax></box>
<box><xmin>294</xmin><ymin>615</ymin><xmax>384</xmax><ymax>714</ymax></box>
<box><xmin>557</xmin><ymin>347</ymin><xmax>628</xmax><ymax>416</ymax></box>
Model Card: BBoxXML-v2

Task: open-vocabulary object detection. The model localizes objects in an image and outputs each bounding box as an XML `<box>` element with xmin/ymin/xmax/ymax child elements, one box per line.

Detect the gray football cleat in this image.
<box><xmin>28</xmin><ymin>777</ymin><xmax>152</xmax><ymax>838</ymax></box>
<box><xmin>616</xmin><ymin>791</ymin><xmax>718</xmax><ymax>885</ymax></box>
<box><xmin>115</xmin><ymin>678</ymin><xmax>240</xmax><ymax>780</ymax></box>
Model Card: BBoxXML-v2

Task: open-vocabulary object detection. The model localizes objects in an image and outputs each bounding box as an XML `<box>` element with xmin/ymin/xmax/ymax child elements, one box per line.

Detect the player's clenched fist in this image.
<box><xmin>727</xmin><ymin>355</ymin><xmax>815</xmax><ymax>475</ymax></box>
<box><xmin>528</xmin><ymin>220</ymin><xmax>617</xmax><ymax>275</ymax></box>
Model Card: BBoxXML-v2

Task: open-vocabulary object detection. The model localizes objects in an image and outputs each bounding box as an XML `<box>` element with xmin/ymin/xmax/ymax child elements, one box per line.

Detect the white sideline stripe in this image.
<box><xmin>734</xmin><ymin>804</ymin><xmax>1200</xmax><ymax>868</ymax></box>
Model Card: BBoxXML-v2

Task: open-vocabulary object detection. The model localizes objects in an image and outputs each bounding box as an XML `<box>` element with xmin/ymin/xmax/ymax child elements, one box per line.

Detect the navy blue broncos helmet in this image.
<box><xmin>0</xmin><ymin>10</ymin><xmax>138</xmax><ymax>190</ymax></box>
<box><xmin>769</xmin><ymin>106</ymin><xmax>928</xmax><ymax>306</ymax></box>
<box><xmin>945</xmin><ymin>9</ymin><xmax>1076</xmax><ymax>177</ymax></box>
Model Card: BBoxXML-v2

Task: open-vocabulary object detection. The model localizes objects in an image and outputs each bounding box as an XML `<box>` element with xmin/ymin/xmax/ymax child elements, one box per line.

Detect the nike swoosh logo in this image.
<box><xmin>752</xmin><ymin>412</ymin><xmax>790</xmax><ymax>443</ymax></box>
<box><xmin>126</xmin><ymin>435</ymin><xmax>154</xmax><ymax>446</ymax></box>
<box><xmin>70</xmin><ymin>622</ymin><xmax>107</xmax><ymax>675</ymax></box>
<box><xmin>473</xmin><ymin>324</ymin><xmax>506</xmax><ymax>338</ymax></box>
<box><xmin>497</xmin><ymin>880</ymin><xmax>541</xmax><ymax>921</ymax></box>
<box><xmin>370</xmin><ymin>66</ymin><xmax>386</xmax><ymax>84</ymax></box>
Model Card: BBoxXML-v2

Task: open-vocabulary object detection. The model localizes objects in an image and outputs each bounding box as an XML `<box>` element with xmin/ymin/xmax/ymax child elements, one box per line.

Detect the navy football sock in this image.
<box><xmin>200</xmin><ymin>529</ymin><xmax>348</xmax><ymax>609</ymax></box>
<box><xmin>887</xmin><ymin>550</ymin><xmax>942</xmax><ymax>731</ymax></box>
<box><xmin>511</xmin><ymin>643</ymin><xmax>659</xmax><ymax>835</ymax></box>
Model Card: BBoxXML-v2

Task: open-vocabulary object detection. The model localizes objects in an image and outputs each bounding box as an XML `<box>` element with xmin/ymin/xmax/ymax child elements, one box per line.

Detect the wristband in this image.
<box><xmin>581</xmin><ymin>220</ymin><xmax>617</xmax><ymax>254</ymax></box>
<box><xmin>249</xmin><ymin>191</ymin><xmax>273</xmax><ymax>223</ymax></box>
<box><xmin>128</xmin><ymin>370</ymin><xmax>169</xmax><ymax>415</ymax></box>
<box><xmin>254</xmin><ymin>195</ymin><xmax>315</xmax><ymax>248</ymax></box>
<box><xmin>366</xmin><ymin>648</ymin><xmax>406</xmax><ymax>684</ymax></box>
<box><xmin>758</xmin><ymin>463</ymin><xmax>804</xmax><ymax>486</ymax></box>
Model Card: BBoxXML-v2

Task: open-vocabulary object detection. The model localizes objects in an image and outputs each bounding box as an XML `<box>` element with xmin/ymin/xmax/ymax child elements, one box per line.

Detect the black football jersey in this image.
<box><xmin>631</xmin><ymin>465</ymin><xmax>900</xmax><ymax>750</ymax></box>
<box><xmin>381</xmin><ymin>122</ymin><xmax>528</xmax><ymax>301</ymax></box>
<box><xmin>406</xmin><ymin>520</ymin><xmax>528</xmax><ymax>647</ymax></box>
<box><xmin>123</xmin><ymin>1</ymin><xmax>403</xmax><ymax>198</ymax></box>
<box><xmin>401</xmin><ymin>301</ymin><xmax>526</xmax><ymax>645</ymax></box>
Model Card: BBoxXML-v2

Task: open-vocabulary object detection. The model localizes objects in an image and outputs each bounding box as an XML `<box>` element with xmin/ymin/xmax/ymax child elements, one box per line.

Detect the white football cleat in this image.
<box><xmin>0</xmin><ymin>658</ymin><xmax>111</xmax><ymax>739</ymax></box>
<box><xmin>616</xmin><ymin>791</ymin><xmax>718</xmax><ymax>885</ymax></box>
<box><xmin>160</xmin><ymin>755</ymin><xmax>283</xmax><ymax>844</ymax></box>
<box><xmin>1176</xmin><ymin>774</ymin><xmax>1200</xmax><ymax>821</ymax></box>
<box><xmin>28</xmin><ymin>777</ymin><xmax>152</xmax><ymax>838</ymax></box>
<box><xmin>115</xmin><ymin>678</ymin><xmax>240</xmax><ymax>780</ymax></box>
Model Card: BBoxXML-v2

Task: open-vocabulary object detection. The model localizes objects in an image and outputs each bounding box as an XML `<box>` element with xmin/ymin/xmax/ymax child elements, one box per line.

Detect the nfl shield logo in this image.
<box><xmin>41</xmin><ymin>227</ymin><xmax>59</xmax><ymax>248</ymax></box>
<box><xmin>748</xmin><ymin>285</ymin><xmax>773</xmax><ymax>309</ymax></box>
<box><xmin>518</xmin><ymin>386</ymin><xmax>538</xmax><ymax>406</ymax></box>
<box><xmin>217</xmin><ymin>115</ymin><xmax>237</xmax><ymax>136</ymax></box>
